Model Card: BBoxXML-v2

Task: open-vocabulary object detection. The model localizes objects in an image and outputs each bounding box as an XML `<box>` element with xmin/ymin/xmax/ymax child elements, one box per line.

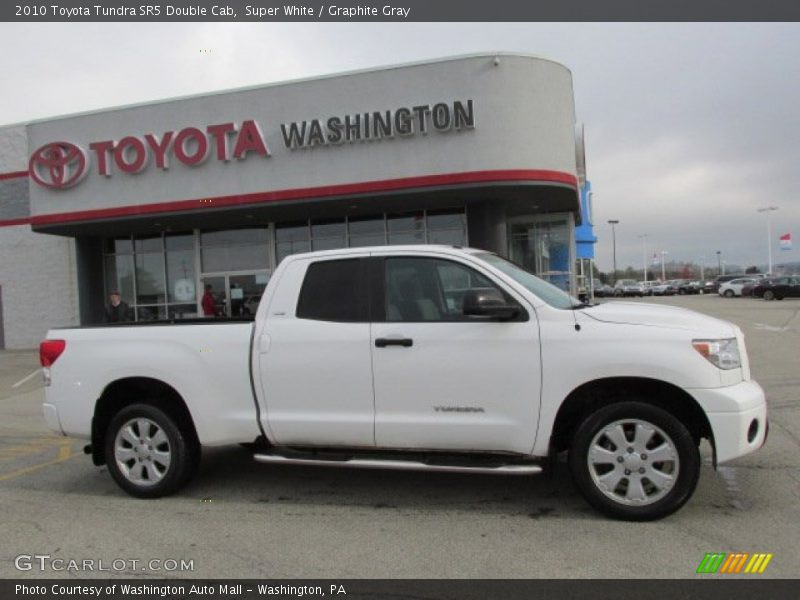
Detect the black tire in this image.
<box><xmin>724</xmin><ymin>290</ymin><xmax>735</xmax><ymax>298</ymax></box>
<box><xmin>569</xmin><ymin>402</ymin><xmax>700</xmax><ymax>521</ymax></box>
<box><xmin>105</xmin><ymin>403</ymin><xmax>199</xmax><ymax>498</ymax></box>
<box><xmin>763</xmin><ymin>290</ymin><xmax>775</xmax><ymax>301</ymax></box>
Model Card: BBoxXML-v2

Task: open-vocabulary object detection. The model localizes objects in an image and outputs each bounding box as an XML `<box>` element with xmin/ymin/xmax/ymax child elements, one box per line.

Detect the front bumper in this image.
<box><xmin>688</xmin><ymin>380</ymin><xmax>767</xmax><ymax>464</ymax></box>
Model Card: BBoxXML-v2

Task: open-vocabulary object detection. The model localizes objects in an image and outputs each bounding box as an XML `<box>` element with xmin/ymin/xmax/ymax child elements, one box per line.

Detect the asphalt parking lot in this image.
<box><xmin>0</xmin><ymin>294</ymin><xmax>798</xmax><ymax>579</ymax></box>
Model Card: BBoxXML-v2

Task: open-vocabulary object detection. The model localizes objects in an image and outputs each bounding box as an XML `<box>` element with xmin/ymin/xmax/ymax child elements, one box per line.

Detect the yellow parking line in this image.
<box><xmin>0</xmin><ymin>443</ymin><xmax>75</xmax><ymax>482</ymax></box>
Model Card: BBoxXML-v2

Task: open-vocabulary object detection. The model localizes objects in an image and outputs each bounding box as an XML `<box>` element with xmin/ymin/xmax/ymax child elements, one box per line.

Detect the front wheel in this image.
<box><xmin>569</xmin><ymin>402</ymin><xmax>700</xmax><ymax>521</ymax></box>
<box><xmin>763</xmin><ymin>290</ymin><xmax>775</xmax><ymax>301</ymax></box>
<box><xmin>105</xmin><ymin>403</ymin><xmax>199</xmax><ymax>498</ymax></box>
<box><xmin>724</xmin><ymin>289</ymin><xmax>735</xmax><ymax>298</ymax></box>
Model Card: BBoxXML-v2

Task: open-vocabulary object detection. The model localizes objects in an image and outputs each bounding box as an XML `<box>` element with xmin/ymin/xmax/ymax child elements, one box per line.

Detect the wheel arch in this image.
<box><xmin>91</xmin><ymin>377</ymin><xmax>199</xmax><ymax>466</ymax></box>
<box><xmin>549</xmin><ymin>377</ymin><xmax>714</xmax><ymax>460</ymax></box>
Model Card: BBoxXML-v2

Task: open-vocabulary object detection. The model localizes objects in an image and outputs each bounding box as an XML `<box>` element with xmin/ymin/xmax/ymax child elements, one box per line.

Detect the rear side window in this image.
<box><xmin>296</xmin><ymin>259</ymin><xmax>367</xmax><ymax>322</ymax></box>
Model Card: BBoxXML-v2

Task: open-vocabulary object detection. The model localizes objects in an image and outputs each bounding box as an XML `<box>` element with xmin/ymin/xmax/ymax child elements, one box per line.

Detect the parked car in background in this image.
<box><xmin>650</xmin><ymin>281</ymin><xmax>676</xmax><ymax>296</ymax></box>
<box><xmin>701</xmin><ymin>280</ymin><xmax>716</xmax><ymax>294</ymax></box>
<box><xmin>593</xmin><ymin>284</ymin><xmax>615</xmax><ymax>298</ymax></box>
<box><xmin>752</xmin><ymin>276</ymin><xmax>800</xmax><ymax>300</ymax></box>
<box><xmin>677</xmin><ymin>280</ymin><xmax>702</xmax><ymax>295</ymax></box>
<box><xmin>614</xmin><ymin>279</ymin><xmax>645</xmax><ymax>297</ymax></box>
<box><xmin>718</xmin><ymin>278</ymin><xmax>757</xmax><ymax>298</ymax></box>
<box><xmin>741</xmin><ymin>281</ymin><xmax>757</xmax><ymax>297</ymax></box>
<box><xmin>640</xmin><ymin>281</ymin><xmax>655</xmax><ymax>296</ymax></box>
<box><xmin>707</xmin><ymin>274</ymin><xmax>747</xmax><ymax>295</ymax></box>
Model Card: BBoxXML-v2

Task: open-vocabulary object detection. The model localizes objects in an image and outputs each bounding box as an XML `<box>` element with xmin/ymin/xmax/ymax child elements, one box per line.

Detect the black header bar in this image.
<box><xmin>3</xmin><ymin>0</ymin><xmax>800</xmax><ymax>22</ymax></box>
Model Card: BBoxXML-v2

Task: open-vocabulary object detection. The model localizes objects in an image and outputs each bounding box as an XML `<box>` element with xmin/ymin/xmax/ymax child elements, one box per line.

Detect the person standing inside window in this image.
<box><xmin>105</xmin><ymin>291</ymin><xmax>131</xmax><ymax>323</ymax></box>
<box><xmin>202</xmin><ymin>284</ymin><xmax>217</xmax><ymax>317</ymax></box>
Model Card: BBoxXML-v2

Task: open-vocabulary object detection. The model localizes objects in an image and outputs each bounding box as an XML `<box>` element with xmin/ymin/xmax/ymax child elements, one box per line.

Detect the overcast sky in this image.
<box><xmin>1</xmin><ymin>22</ymin><xmax>798</xmax><ymax>272</ymax></box>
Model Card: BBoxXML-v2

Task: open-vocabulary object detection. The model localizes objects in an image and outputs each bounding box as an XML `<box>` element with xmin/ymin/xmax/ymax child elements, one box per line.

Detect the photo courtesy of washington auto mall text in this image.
<box><xmin>15</xmin><ymin>583</ymin><xmax>348</xmax><ymax>597</ymax></box>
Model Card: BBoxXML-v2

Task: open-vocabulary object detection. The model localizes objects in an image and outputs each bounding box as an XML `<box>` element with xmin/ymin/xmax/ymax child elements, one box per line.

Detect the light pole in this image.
<box><xmin>608</xmin><ymin>220</ymin><xmax>619</xmax><ymax>284</ymax></box>
<box><xmin>660</xmin><ymin>250</ymin><xmax>668</xmax><ymax>281</ymax></box>
<box><xmin>639</xmin><ymin>234</ymin><xmax>649</xmax><ymax>283</ymax></box>
<box><xmin>716</xmin><ymin>250</ymin><xmax>721</xmax><ymax>276</ymax></box>
<box><xmin>757</xmin><ymin>206</ymin><xmax>779</xmax><ymax>275</ymax></box>
<box><xmin>699</xmin><ymin>256</ymin><xmax>705</xmax><ymax>282</ymax></box>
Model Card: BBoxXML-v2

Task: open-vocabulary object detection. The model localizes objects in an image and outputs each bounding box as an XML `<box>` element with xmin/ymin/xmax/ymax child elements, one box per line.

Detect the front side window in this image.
<box><xmin>384</xmin><ymin>257</ymin><xmax>515</xmax><ymax>322</ymax></box>
<box><xmin>296</xmin><ymin>259</ymin><xmax>367</xmax><ymax>322</ymax></box>
<box><xmin>475</xmin><ymin>252</ymin><xmax>581</xmax><ymax>310</ymax></box>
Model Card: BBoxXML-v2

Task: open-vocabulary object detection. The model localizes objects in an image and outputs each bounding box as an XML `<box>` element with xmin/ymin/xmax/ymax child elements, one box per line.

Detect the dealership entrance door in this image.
<box><xmin>201</xmin><ymin>271</ymin><xmax>271</xmax><ymax>317</ymax></box>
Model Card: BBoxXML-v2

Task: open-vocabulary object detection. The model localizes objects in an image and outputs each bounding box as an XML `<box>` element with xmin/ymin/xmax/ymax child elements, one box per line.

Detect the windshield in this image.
<box><xmin>475</xmin><ymin>252</ymin><xmax>582</xmax><ymax>310</ymax></box>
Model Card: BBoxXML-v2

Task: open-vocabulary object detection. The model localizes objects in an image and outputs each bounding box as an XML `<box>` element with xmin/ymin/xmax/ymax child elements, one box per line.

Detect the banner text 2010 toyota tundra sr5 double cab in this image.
<box><xmin>40</xmin><ymin>246</ymin><xmax>767</xmax><ymax>520</ymax></box>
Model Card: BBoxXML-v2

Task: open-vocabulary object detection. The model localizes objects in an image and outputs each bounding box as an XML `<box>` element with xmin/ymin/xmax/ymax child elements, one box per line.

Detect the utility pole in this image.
<box><xmin>660</xmin><ymin>250</ymin><xmax>668</xmax><ymax>281</ymax></box>
<box><xmin>757</xmin><ymin>206</ymin><xmax>779</xmax><ymax>275</ymax></box>
<box><xmin>608</xmin><ymin>220</ymin><xmax>619</xmax><ymax>284</ymax></box>
<box><xmin>716</xmin><ymin>250</ymin><xmax>721</xmax><ymax>276</ymax></box>
<box><xmin>639</xmin><ymin>234</ymin><xmax>649</xmax><ymax>283</ymax></box>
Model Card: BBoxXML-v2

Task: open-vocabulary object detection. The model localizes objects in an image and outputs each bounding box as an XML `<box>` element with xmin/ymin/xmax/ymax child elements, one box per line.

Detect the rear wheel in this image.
<box><xmin>569</xmin><ymin>402</ymin><xmax>700</xmax><ymax>521</ymax></box>
<box><xmin>105</xmin><ymin>403</ymin><xmax>198</xmax><ymax>498</ymax></box>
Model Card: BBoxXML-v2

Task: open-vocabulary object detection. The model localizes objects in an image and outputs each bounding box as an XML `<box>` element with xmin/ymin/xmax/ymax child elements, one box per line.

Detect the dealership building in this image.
<box><xmin>0</xmin><ymin>53</ymin><xmax>594</xmax><ymax>349</ymax></box>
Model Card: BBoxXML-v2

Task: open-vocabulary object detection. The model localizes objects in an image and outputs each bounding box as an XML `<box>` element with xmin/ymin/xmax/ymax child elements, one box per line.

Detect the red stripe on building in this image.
<box><xmin>30</xmin><ymin>169</ymin><xmax>578</xmax><ymax>227</ymax></box>
<box><xmin>0</xmin><ymin>170</ymin><xmax>29</xmax><ymax>181</ymax></box>
<box><xmin>0</xmin><ymin>217</ymin><xmax>32</xmax><ymax>227</ymax></box>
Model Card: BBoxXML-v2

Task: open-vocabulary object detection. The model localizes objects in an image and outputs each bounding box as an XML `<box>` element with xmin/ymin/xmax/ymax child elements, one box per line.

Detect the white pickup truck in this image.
<box><xmin>40</xmin><ymin>246</ymin><xmax>767</xmax><ymax>520</ymax></box>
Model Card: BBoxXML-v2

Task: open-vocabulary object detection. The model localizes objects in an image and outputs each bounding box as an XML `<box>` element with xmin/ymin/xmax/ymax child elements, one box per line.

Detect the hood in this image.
<box><xmin>582</xmin><ymin>301</ymin><xmax>735</xmax><ymax>336</ymax></box>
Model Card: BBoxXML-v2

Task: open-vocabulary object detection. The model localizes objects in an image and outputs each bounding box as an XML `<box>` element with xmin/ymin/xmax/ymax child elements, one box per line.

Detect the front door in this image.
<box><xmin>371</xmin><ymin>255</ymin><xmax>542</xmax><ymax>454</ymax></box>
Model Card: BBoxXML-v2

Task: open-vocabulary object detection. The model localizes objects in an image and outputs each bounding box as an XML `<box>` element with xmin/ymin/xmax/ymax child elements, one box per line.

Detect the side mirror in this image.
<box><xmin>462</xmin><ymin>288</ymin><xmax>519</xmax><ymax>320</ymax></box>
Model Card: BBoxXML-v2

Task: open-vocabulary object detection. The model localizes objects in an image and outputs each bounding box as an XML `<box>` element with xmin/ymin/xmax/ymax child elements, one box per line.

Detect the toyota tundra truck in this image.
<box><xmin>39</xmin><ymin>246</ymin><xmax>767</xmax><ymax>520</ymax></box>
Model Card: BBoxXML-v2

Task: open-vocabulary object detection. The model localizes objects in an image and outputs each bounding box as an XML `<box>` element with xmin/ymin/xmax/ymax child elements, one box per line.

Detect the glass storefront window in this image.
<box><xmin>276</xmin><ymin>224</ymin><xmax>310</xmax><ymax>264</ymax></box>
<box><xmin>388</xmin><ymin>212</ymin><xmax>424</xmax><ymax>233</ymax></box>
<box><xmin>104</xmin><ymin>238</ymin><xmax>133</xmax><ymax>254</ymax></box>
<box><xmin>202</xmin><ymin>244</ymin><xmax>269</xmax><ymax>272</ymax></box>
<box><xmin>104</xmin><ymin>254</ymin><xmax>135</xmax><ymax>301</ymax></box>
<box><xmin>428</xmin><ymin>228</ymin><xmax>465</xmax><ymax>246</ymax></box>
<box><xmin>166</xmin><ymin>234</ymin><xmax>194</xmax><ymax>251</ymax></box>
<box><xmin>427</xmin><ymin>212</ymin><xmax>465</xmax><ymax>230</ymax></box>
<box><xmin>135</xmin><ymin>253</ymin><xmax>166</xmax><ymax>304</ymax></box>
<box><xmin>201</xmin><ymin>229</ymin><xmax>268</xmax><ymax>247</ymax></box>
<box><xmin>135</xmin><ymin>236</ymin><xmax>164</xmax><ymax>254</ymax></box>
<box><xmin>311</xmin><ymin>219</ymin><xmax>346</xmax><ymax>252</ymax></box>
<box><xmin>509</xmin><ymin>217</ymin><xmax>573</xmax><ymax>292</ymax></box>
<box><xmin>200</xmin><ymin>228</ymin><xmax>270</xmax><ymax>273</ymax></box>
<box><xmin>98</xmin><ymin>210</ymin><xmax>468</xmax><ymax>322</ymax></box>
<box><xmin>166</xmin><ymin>250</ymin><xmax>196</xmax><ymax>304</ymax></box>
<box><xmin>348</xmin><ymin>218</ymin><xmax>386</xmax><ymax>247</ymax></box>
<box><xmin>388</xmin><ymin>231</ymin><xmax>425</xmax><ymax>245</ymax></box>
<box><xmin>388</xmin><ymin>212</ymin><xmax>425</xmax><ymax>245</ymax></box>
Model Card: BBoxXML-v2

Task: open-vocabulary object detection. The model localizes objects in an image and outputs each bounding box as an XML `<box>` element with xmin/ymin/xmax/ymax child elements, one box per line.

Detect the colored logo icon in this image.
<box><xmin>29</xmin><ymin>141</ymin><xmax>88</xmax><ymax>189</ymax></box>
<box><xmin>697</xmin><ymin>552</ymin><xmax>773</xmax><ymax>574</ymax></box>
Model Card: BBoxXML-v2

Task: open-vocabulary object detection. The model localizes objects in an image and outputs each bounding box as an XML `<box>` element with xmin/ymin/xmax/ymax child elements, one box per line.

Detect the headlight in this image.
<box><xmin>692</xmin><ymin>338</ymin><xmax>741</xmax><ymax>370</ymax></box>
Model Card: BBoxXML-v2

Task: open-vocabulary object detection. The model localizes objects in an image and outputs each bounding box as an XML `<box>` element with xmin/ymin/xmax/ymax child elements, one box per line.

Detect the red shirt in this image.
<box><xmin>202</xmin><ymin>291</ymin><xmax>216</xmax><ymax>316</ymax></box>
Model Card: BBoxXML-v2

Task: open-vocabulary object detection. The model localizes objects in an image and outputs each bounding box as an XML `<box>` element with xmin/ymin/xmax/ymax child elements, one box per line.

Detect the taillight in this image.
<box><xmin>40</xmin><ymin>339</ymin><xmax>66</xmax><ymax>367</ymax></box>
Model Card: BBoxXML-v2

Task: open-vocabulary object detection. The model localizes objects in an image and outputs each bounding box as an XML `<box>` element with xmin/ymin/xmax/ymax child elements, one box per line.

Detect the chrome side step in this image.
<box><xmin>253</xmin><ymin>453</ymin><xmax>543</xmax><ymax>476</ymax></box>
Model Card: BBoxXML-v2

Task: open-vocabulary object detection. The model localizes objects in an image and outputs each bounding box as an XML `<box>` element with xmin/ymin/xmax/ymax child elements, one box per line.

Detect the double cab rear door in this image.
<box><xmin>255</xmin><ymin>251</ymin><xmax>542</xmax><ymax>455</ymax></box>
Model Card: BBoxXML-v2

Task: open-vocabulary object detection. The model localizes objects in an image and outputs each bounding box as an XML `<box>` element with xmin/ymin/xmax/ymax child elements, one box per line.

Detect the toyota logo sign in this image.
<box><xmin>29</xmin><ymin>142</ymin><xmax>89</xmax><ymax>190</ymax></box>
